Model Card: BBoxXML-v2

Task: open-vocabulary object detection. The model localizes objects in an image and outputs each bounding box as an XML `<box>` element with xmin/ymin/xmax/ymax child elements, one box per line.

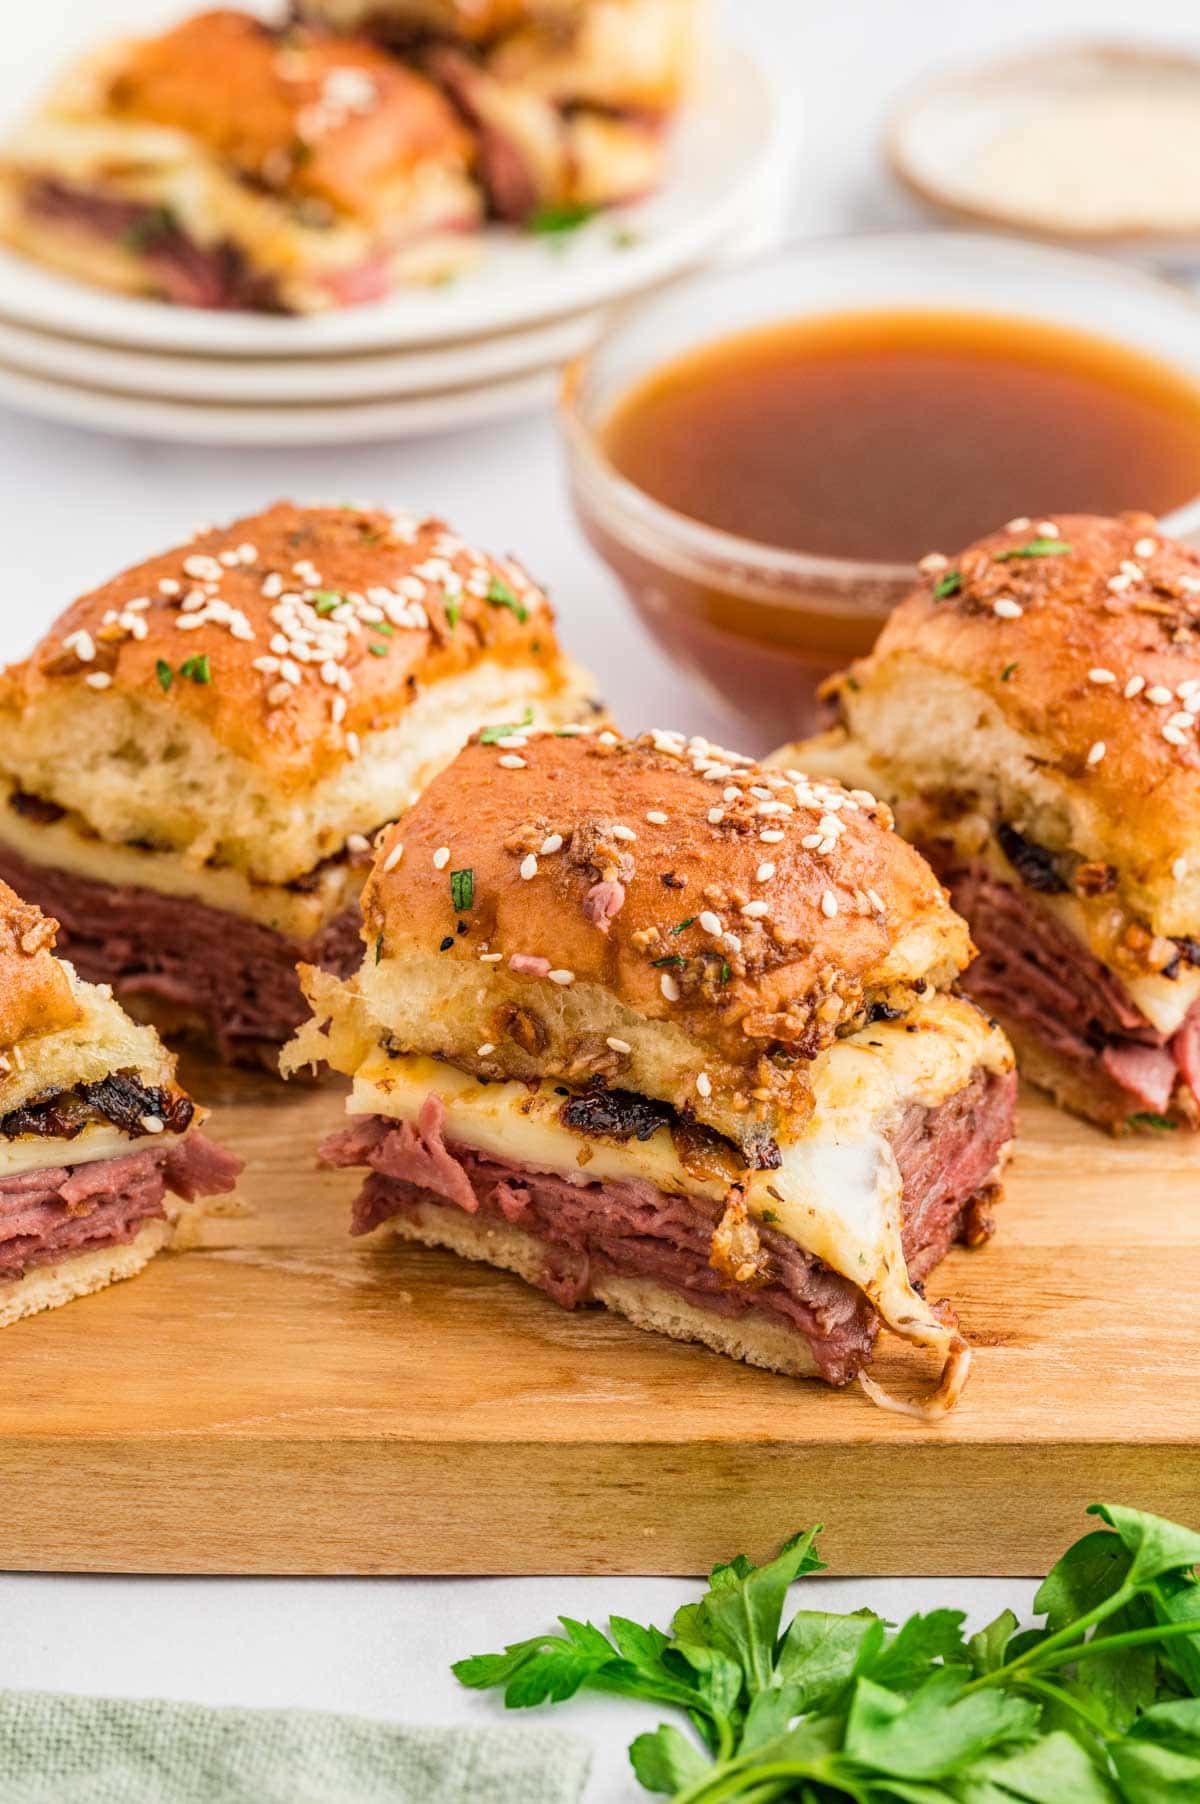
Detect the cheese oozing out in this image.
<box><xmin>344</xmin><ymin>991</ymin><xmax>1013</xmax><ymax>1411</ymax></box>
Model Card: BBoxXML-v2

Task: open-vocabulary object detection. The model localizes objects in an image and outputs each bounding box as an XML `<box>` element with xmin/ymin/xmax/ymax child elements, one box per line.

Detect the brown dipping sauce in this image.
<box><xmin>590</xmin><ymin>309</ymin><xmax>1200</xmax><ymax>745</ymax></box>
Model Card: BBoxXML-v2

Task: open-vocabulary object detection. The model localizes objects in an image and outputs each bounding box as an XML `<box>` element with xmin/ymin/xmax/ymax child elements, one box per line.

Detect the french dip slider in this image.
<box><xmin>0</xmin><ymin>881</ymin><xmax>240</xmax><ymax>1328</ymax></box>
<box><xmin>298</xmin><ymin>0</ymin><xmax>698</xmax><ymax>220</ymax></box>
<box><xmin>782</xmin><ymin>512</ymin><xmax>1200</xmax><ymax>1133</ymax></box>
<box><xmin>288</xmin><ymin>726</ymin><xmax>1016</xmax><ymax>1415</ymax></box>
<box><xmin>0</xmin><ymin>10</ymin><xmax>481</xmax><ymax>312</ymax></box>
<box><xmin>0</xmin><ymin>501</ymin><xmax>593</xmax><ymax>1067</ymax></box>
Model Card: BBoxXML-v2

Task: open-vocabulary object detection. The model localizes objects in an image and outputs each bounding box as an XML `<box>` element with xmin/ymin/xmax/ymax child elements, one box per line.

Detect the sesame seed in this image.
<box><xmin>722</xmin><ymin>931</ymin><xmax>742</xmax><ymax>954</ymax></box>
<box><xmin>698</xmin><ymin>911</ymin><xmax>723</xmax><ymax>935</ymax></box>
<box><xmin>821</xmin><ymin>890</ymin><xmax>838</xmax><ymax>918</ymax></box>
<box><xmin>993</xmin><ymin>598</ymin><xmax>1023</xmax><ymax>619</ymax></box>
<box><xmin>756</xmin><ymin>863</ymin><xmax>776</xmax><ymax>882</ymax></box>
<box><xmin>723</xmin><ymin>786</ymin><xmax>740</xmax><ymax>802</ymax></box>
<box><xmin>1107</xmin><ymin>573</ymin><xmax>1132</xmax><ymax>594</ymax></box>
<box><xmin>1147</xmin><ymin>686</ymin><xmax>1173</xmax><ymax>705</ymax></box>
<box><xmin>267</xmin><ymin>681</ymin><xmax>291</xmax><ymax>706</ymax></box>
<box><xmin>498</xmin><ymin>754</ymin><xmax>527</xmax><ymax>769</ymax></box>
<box><xmin>801</xmin><ymin>833</ymin><xmax>822</xmax><ymax>849</ymax></box>
<box><xmin>140</xmin><ymin>1114</ymin><xmax>165</xmax><ymax>1134</ymax></box>
<box><xmin>1174</xmin><ymin>858</ymin><xmax>1189</xmax><ymax>881</ymax></box>
<box><xmin>548</xmin><ymin>969</ymin><xmax>575</xmax><ymax>986</ymax></box>
<box><xmin>520</xmin><ymin>853</ymin><xmax>538</xmax><ymax>880</ymax></box>
<box><xmin>1036</xmin><ymin>521</ymin><xmax>1059</xmax><ymax>538</ymax></box>
<box><xmin>1167</xmin><ymin>712</ymin><xmax>1194</xmax><ymax>731</ymax></box>
<box><xmin>606</xmin><ymin>1037</ymin><xmax>632</xmax><ymax>1054</ymax></box>
<box><xmin>540</xmin><ymin>834</ymin><xmax>563</xmax><ymax>855</ymax></box>
<box><xmin>918</xmin><ymin>551</ymin><xmax>948</xmax><ymax>574</ymax></box>
<box><xmin>646</xmin><ymin>810</ymin><xmax>669</xmax><ymax>825</ymax></box>
<box><xmin>1164</xmin><ymin>724</ymin><xmax>1188</xmax><ymax>746</ymax></box>
<box><xmin>346</xmin><ymin>833</ymin><xmax>370</xmax><ymax>855</ymax></box>
<box><xmin>1005</xmin><ymin>516</ymin><xmax>1032</xmax><ymax>532</ymax></box>
<box><xmin>1124</xmin><ymin>676</ymin><xmax>1146</xmax><ymax>698</ymax></box>
<box><xmin>477</xmin><ymin>1043</ymin><xmax>496</xmax><ymax>1056</ymax></box>
<box><xmin>433</xmin><ymin>846</ymin><xmax>451</xmax><ymax>870</ymax></box>
<box><xmin>1088</xmin><ymin>668</ymin><xmax>1116</xmax><ymax>685</ymax></box>
<box><xmin>866</xmin><ymin>887</ymin><xmax>885</xmax><ymax>913</ymax></box>
<box><xmin>159</xmin><ymin>578</ymin><xmax>180</xmax><ymax>596</ymax></box>
<box><xmin>741</xmin><ymin>900</ymin><xmax>769</xmax><ymax>919</ymax></box>
<box><xmin>696</xmin><ymin>1072</ymin><xmax>712</xmax><ymax>1098</ymax></box>
<box><xmin>345</xmin><ymin>732</ymin><xmax>360</xmax><ymax>759</ymax></box>
<box><xmin>660</xmin><ymin>972</ymin><xmax>680</xmax><ymax>1001</ymax></box>
<box><xmin>610</xmin><ymin>824</ymin><xmax>637</xmax><ymax>842</ymax></box>
<box><xmin>597</xmin><ymin>730</ymin><xmax>619</xmax><ymax>746</ymax></box>
<box><xmin>479</xmin><ymin>952</ymin><xmax>502</xmax><ymax>962</ymax></box>
<box><xmin>1135</xmin><ymin>537</ymin><xmax>1158</xmax><ymax>558</ymax></box>
<box><xmin>707</xmin><ymin>808</ymin><xmax>724</xmax><ymax>825</ymax></box>
<box><xmin>759</xmin><ymin>829</ymin><xmax>785</xmax><ymax>844</ymax></box>
<box><xmin>1087</xmin><ymin>741</ymin><xmax>1106</xmax><ymax>765</ymax></box>
<box><xmin>85</xmin><ymin>671</ymin><xmax>112</xmax><ymax>689</ymax></box>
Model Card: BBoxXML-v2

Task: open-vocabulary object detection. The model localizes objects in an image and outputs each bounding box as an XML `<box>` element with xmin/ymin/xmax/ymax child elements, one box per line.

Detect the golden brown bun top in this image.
<box><xmin>0</xmin><ymin>881</ymin><xmax>83</xmax><ymax>1049</ymax></box>
<box><xmin>833</xmin><ymin>512</ymin><xmax>1200</xmax><ymax>849</ymax></box>
<box><xmin>109</xmin><ymin>10</ymin><xmax>470</xmax><ymax>217</ymax></box>
<box><xmin>362</xmin><ymin>726</ymin><xmax>971</xmax><ymax>1091</ymax></box>
<box><xmin>0</xmin><ymin>500</ymin><xmax>568</xmax><ymax>796</ymax></box>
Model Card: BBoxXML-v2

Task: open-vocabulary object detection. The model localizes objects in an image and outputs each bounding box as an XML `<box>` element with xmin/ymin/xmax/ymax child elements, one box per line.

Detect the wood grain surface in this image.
<box><xmin>1</xmin><ymin>1059</ymin><xmax>1196</xmax><ymax>1578</ymax></box>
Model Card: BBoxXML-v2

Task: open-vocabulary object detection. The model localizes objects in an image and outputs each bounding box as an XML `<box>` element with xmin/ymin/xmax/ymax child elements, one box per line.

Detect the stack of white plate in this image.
<box><xmin>0</xmin><ymin>48</ymin><xmax>783</xmax><ymax>444</ymax></box>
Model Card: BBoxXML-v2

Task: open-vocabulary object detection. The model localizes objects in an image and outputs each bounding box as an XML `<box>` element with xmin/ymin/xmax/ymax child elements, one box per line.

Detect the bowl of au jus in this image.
<box><xmin>561</xmin><ymin>233</ymin><xmax>1200</xmax><ymax>750</ymax></box>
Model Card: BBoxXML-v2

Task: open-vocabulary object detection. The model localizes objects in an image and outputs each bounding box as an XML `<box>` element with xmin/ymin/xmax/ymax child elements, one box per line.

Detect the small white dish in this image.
<box><xmin>0</xmin><ymin>45</ymin><xmax>778</xmax><ymax>357</ymax></box>
<box><xmin>888</xmin><ymin>40</ymin><xmax>1200</xmax><ymax>255</ymax></box>
<box><xmin>0</xmin><ymin>356</ymin><xmax>558</xmax><ymax>444</ymax></box>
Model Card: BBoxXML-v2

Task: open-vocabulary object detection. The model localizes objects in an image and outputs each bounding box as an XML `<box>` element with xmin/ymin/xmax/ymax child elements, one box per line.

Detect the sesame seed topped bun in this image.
<box><xmin>336</xmin><ymin>726</ymin><xmax>972</xmax><ymax>1152</ymax></box>
<box><xmin>0</xmin><ymin>501</ymin><xmax>594</xmax><ymax>888</ymax></box>
<box><xmin>795</xmin><ymin>512</ymin><xmax>1200</xmax><ymax>943</ymax></box>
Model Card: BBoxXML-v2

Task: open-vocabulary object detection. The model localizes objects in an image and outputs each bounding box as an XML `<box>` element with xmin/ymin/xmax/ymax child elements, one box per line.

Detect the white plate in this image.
<box><xmin>0</xmin><ymin>306</ymin><xmax>600</xmax><ymax>403</ymax></box>
<box><xmin>0</xmin><ymin>47</ymin><xmax>778</xmax><ymax>357</ymax></box>
<box><xmin>0</xmin><ymin>355</ymin><xmax>560</xmax><ymax>443</ymax></box>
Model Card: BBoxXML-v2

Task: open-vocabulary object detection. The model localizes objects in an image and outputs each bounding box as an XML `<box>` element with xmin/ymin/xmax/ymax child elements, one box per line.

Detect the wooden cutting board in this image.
<box><xmin>0</xmin><ymin>1057</ymin><xmax>1197</xmax><ymax>1578</ymax></box>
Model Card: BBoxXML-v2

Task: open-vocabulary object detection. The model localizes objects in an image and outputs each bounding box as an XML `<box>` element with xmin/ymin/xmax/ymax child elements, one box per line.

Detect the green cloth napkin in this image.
<box><xmin>0</xmin><ymin>1691</ymin><xmax>591</xmax><ymax>1804</ymax></box>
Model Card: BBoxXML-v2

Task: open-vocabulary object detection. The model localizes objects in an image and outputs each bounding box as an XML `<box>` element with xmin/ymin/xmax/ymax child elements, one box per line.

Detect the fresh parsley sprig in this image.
<box><xmin>454</xmin><ymin>1502</ymin><xmax>1200</xmax><ymax>1800</ymax></box>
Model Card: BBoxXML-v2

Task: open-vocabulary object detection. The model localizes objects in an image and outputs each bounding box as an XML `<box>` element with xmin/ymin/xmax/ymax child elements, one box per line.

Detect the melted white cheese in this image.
<box><xmin>0</xmin><ymin>1124</ymin><xmax>183</xmax><ymax>1177</ymax></box>
<box><xmin>346</xmin><ymin>992</ymin><xmax>1012</xmax><ymax>1391</ymax></box>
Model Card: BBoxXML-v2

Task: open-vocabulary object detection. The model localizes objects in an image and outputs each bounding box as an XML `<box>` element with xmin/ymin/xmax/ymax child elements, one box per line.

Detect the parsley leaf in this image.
<box><xmin>994</xmin><ymin>538</ymin><xmax>1073</xmax><ymax>561</ymax></box>
<box><xmin>1128</xmin><ymin>1111</ymin><xmax>1178</xmax><ymax>1131</ymax></box>
<box><xmin>933</xmin><ymin>570</ymin><xmax>962</xmax><ymax>598</ymax></box>
<box><xmin>155</xmin><ymin>659</ymin><xmax>173</xmax><ymax>692</ymax></box>
<box><xmin>450</xmin><ymin>868</ymin><xmax>474</xmax><ymax>912</ymax></box>
<box><xmin>179</xmin><ymin>654</ymin><xmax>210</xmax><ymax>685</ymax></box>
<box><xmin>480</xmin><ymin>708</ymin><xmax>534</xmax><ymax>745</ymax></box>
<box><xmin>486</xmin><ymin>576</ymin><xmax>529</xmax><ymax>623</ymax></box>
<box><xmin>453</xmin><ymin>1502</ymin><xmax>1200</xmax><ymax>1802</ymax></box>
<box><xmin>528</xmin><ymin>202</ymin><xmax>596</xmax><ymax>237</ymax></box>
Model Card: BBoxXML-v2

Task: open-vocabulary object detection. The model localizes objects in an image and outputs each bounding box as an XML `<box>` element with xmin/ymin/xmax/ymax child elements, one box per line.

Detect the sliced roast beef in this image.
<box><xmin>0</xmin><ymin>1133</ymin><xmax>242</xmax><ymax>1284</ymax></box>
<box><xmin>25</xmin><ymin>180</ymin><xmax>288</xmax><ymax>312</ymax></box>
<box><xmin>321</xmin><ymin>1070</ymin><xmax>1015</xmax><ymax>1386</ymax></box>
<box><xmin>0</xmin><ymin>841</ymin><xmax>362</xmax><ymax>1065</ymax></box>
<box><xmin>931</xmin><ymin>850</ymin><xmax>1200</xmax><ymax>1120</ymax></box>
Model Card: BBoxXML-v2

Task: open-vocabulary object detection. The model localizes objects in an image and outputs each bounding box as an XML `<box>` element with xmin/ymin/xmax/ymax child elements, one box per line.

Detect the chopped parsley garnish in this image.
<box><xmin>933</xmin><ymin>569</ymin><xmax>962</xmax><ymax>598</ymax></box>
<box><xmin>122</xmin><ymin>206</ymin><xmax>176</xmax><ymax>252</ymax></box>
<box><xmin>368</xmin><ymin>642</ymin><xmax>388</xmax><ymax>656</ymax></box>
<box><xmin>450</xmin><ymin>868</ymin><xmax>475</xmax><ymax>912</ymax></box>
<box><xmin>445</xmin><ymin>598</ymin><xmax>461</xmax><ymax>631</ymax></box>
<box><xmin>528</xmin><ymin>202</ymin><xmax>596</xmax><ymax>237</ymax></box>
<box><xmin>760</xmin><ymin>1208</ymin><xmax>780</xmax><ymax>1225</ymax></box>
<box><xmin>651</xmin><ymin>955</ymin><xmax>685</xmax><ymax>968</ymax></box>
<box><xmin>374</xmin><ymin>933</ymin><xmax>384</xmax><ymax>964</ymax></box>
<box><xmin>612</xmin><ymin>227</ymin><xmax>639</xmax><ymax>250</ymax></box>
<box><xmin>480</xmin><ymin>708</ymin><xmax>534</xmax><ymax>744</ymax></box>
<box><xmin>454</xmin><ymin>1501</ymin><xmax>1200</xmax><ymax>1802</ymax></box>
<box><xmin>486</xmin><ymin>577</ymin><xmax>529</xmax><ymax>624</ymax></box>
<box><xmin>670</xmin><ymin>917</ymin><xmax>695</xmax><ymax>935</ymax></box>
<box><xmin>373</xmin><ymin>620</ymin><xmax>395</xmax><ymax>636</ymax></box>
<box><xmin>1128</xmin><ymin>1111</ymin><xmax>1178</xmax><ymax>1130</ymax></box>
<box><xmin>719</xmin><ymin>961</ymin><xmax>731</xmax><ymax>984</ymax></box>
<box><xmin>1001</xmin><ymin>661</ymin><xmax>1018</xmax><ymax>682</ymax></box>
<box><xmin>311</xmin><ymin>591</ymin><xmax>343</xmax><ymax>615</ymax></box>
<box><xmin>155</xmin><ymin>659</ymin><xmax>173</xmax><ymax>692</ymax></box>
<box><xmin>994</xmin><ymin>538</ymin><xmax>1073</xmax><ymax>561</ymax></box>
<box><xmin>179</xmin><ymin>654</ymin><xmax>210</xmax><ymax>685</ymax></box>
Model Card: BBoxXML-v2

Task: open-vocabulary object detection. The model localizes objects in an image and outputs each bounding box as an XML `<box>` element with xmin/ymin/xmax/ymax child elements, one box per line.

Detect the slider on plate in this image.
<box><xmin>0</xmin><ymin>501</ymin><xmax>593</xmax><ymax>1068</ymax></box>
<box><xmin>0</xmin><ymin>880</ymin><xmax>240</xmax><ymax>1328</ymax></box>
<box><xmin>298</xmin><ymin>0</ymin><xmax>699</xmax><ymax>220</ymax></box>
<box><xmin>780</xmin><ymin>512</ymin><xmax>1200</xmax><ymax>1133</ymax></box>
<box><xmin>288</xmin><ymin>726</ymin><xmax>1016</xmax><ymax>1415</ymax></box>
<box><xmin>0</xmin><ymin>9</ymin><xmax>482</xmax><ymax>312</ymax></box>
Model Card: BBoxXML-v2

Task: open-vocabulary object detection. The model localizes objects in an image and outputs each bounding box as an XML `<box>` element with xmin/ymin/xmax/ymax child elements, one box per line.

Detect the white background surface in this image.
<box><xmin>0</xmin><ymin>1</ymin><xmax>1197</xmax><ymax>1798</ymax></box>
